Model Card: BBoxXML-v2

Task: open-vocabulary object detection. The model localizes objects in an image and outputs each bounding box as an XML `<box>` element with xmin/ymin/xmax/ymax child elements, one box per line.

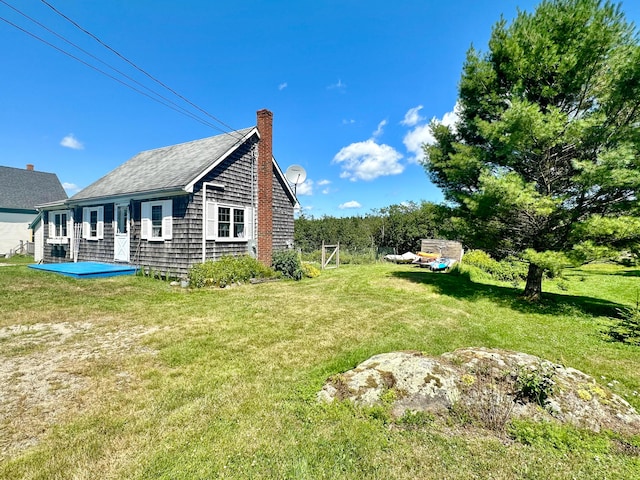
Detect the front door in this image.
<box><xmin>114</xmin><ymin>204</ymin><xmax>130</xmax><ymax>262</ymax></box>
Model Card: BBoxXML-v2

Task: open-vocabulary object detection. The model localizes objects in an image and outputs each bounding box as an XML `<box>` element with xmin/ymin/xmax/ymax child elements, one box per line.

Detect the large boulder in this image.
<box><xmin>318</xmin><ymin>347</ymin><xmax>640</xmax><ymax>435</ymax></box>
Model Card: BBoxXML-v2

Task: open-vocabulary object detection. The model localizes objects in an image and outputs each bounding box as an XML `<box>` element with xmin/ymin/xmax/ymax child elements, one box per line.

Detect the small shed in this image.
<box><xmin>420</xmin><ymin>239</ymin><xmax>464</xmax><ymax>262</ymax></box>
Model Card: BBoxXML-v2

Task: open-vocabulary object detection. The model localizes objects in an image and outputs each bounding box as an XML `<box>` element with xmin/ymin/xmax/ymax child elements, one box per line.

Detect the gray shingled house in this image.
<box><xmin>0</xmin><ymin>165</ymin><xmax>67</xmax><ymax>257</ymax></box>
<box><xmin>38</xmin><ymin>110</ymin><xmax>297</xmax><ymax>276</ymax></box>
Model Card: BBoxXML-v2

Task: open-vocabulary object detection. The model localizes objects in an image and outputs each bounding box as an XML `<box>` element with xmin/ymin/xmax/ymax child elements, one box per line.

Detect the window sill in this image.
<box><xmin>47</xmin><ymin>238</ymin><xmax>69</xmax><ymax>245</ymax></box>
<box><xmin>209</xmin><ymin>238</ymin><xmax>249</xmax><ymax>243</ymax></box>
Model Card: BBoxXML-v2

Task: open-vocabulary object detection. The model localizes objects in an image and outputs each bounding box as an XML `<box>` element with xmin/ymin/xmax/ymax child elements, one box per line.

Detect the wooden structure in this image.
<box><xmin>321</xmin><ymin>241</ymin><xmax>339</xmax><ymax>269</ymax></box>
<box><xmin>37</xmin><ymin>110</ymin><xmax>297</xmax><ymax>276</ymax></box>
<box><xmin>420</xmin><ymin>239</ymin><xmax>464</xmax><ymax>262</ymax></box>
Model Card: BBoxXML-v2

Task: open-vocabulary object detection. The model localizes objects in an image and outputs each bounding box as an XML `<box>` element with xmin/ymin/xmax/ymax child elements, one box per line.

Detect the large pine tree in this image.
<box><xmin>424</xmin><ymin>0</ymin><xmax>640</xmax><ymax>299</ymax></box>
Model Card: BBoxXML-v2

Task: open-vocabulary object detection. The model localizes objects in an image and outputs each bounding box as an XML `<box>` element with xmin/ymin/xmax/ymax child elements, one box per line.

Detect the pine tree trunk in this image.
<box><xmin>523</xmin><ymin>263</ymin><xmax>544</xmax><ymax>301</ymax></box>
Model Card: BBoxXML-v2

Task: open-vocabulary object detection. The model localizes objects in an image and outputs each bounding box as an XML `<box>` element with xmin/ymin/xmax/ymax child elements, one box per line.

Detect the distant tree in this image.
<box><xmin>424</xmin><ymin>0</ymin><xmax>640</xmax><ymax>300</ymax></box>
<box><xmin>293</xmin><ymin>202</ymin><xmax>454</xmax><ymax>254</ymax></box>
<box><xmin>375</xmin><ymin>201</ymin><xmax>451</xmax><ymax>253</ymax></box>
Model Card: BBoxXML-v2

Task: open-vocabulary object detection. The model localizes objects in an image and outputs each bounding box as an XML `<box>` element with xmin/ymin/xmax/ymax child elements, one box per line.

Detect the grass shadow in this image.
<box><xmin>613</xmin><ymin>270</ymin><xmax>640</xmax><ymax>277</ymax></box>
<box><xmin>391</xmin><ymin>268</ymin><xmax>624</xmax><ymax>319</ymax></box>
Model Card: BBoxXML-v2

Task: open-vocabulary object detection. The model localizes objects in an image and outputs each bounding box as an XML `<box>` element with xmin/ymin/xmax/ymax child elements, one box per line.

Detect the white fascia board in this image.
<box><xmin>35</xmin><ymin>199</ymin><xmax>70</xmax><ymax>210</ymax></box>
<box><xmin>185</xmin><ymin>128</ymin><xmax>259</xmax><ymax>193</ymax></box>
<box><xmin>272</xmin><ymin>155</ymin><xmax>298</xmax><ymax>204</ymax></box>
<box><xmin>66</xmin><ymin>188</ymin><xmax>186</xmax><ymax>207</ymax></box>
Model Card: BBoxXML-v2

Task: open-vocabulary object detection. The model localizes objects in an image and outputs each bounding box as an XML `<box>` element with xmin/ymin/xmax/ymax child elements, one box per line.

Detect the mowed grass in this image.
<box><xmin>0</xmin><ymin>262</ymin><xmax>639</xmax><ymax>479</ymax></box>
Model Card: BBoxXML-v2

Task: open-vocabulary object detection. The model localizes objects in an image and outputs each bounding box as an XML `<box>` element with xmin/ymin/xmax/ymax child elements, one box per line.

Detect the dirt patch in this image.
<box><xmin>0</xmin><ymin>321</ymin><xmax>160</xmax><ymax>459</ymax></box>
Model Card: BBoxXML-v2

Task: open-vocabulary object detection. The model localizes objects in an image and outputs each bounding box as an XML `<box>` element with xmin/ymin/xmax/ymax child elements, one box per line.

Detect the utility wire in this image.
<box><xmin>0</xmin><ymin>0</ymin><xmax>231</xmax><ymax>134</ymax></box>
<box><xmin>39</xmin><ymin>0</ymin><xmax>243</xmax><ymax>139</ymax></box>
<box><xmin>0</xmin><ymin>15</ymin><xmax>234</xmax><ymax>133</ymax></box>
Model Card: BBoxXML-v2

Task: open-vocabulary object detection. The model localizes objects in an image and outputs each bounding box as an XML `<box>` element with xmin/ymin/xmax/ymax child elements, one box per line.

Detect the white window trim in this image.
<box><xmin>82</xmin><ymin>206</ymin><xmax>104</xmax><ymax>240</ymax></box>
<box><xmin>206</xmin><ymin>202</ymin><xmax>252</xmax><ymax>242</ymax></box>
<box><xmin>141</xmin><ymin>200</ymin><xmax>173</xmax><ymax>242</ymax></box>
<box><xmin>47</xmin><ymin>209</ymin><xmax>72</xmax><ymax>244</ymax></box>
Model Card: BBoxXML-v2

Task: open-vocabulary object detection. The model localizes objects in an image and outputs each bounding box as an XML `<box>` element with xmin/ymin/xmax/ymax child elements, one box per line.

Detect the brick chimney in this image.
<box><xmin>26</xmin><ymin>164</ymin><xmax>34</xmax><ymax>171</ymax></box>
<box><xmin>256</xmin><ymin>109</ymin><xmax>274</xmax><ymax>265</ymax></box>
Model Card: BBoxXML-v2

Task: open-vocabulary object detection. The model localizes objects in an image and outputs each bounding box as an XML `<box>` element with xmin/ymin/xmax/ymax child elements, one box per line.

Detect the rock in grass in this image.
<box><xmin>318</xmin><ymin>348</ymin><xmax>640</xmax><ymax>435</ymax></box>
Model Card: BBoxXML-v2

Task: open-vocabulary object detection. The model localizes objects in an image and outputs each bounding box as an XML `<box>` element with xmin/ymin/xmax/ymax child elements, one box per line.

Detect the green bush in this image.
<box><xmin>514</xmin><ymin>362</ymin><xmax>557</xmax><ymax>407</ymax></box>
<box><xmin>301</xmin><ymin>262</ymin><xmax>321</xmax><ymax>278</ymax></box>
<box><xmin>272</xmin><ymin>249</ymin><xmax>303</xmax><ymax>280</ymax></box>
<box><xmin>188</xmin><ymin>255</ymin><xmax>274</xmax><ymax>288</ymax></box>
<box><xmin>462</xmin><ymin>250</ymin><xmax>528</xmax><ymax>283</ymax></box>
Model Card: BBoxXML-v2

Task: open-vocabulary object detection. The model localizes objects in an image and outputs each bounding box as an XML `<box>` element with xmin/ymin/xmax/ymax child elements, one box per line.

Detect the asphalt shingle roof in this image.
<box><xmin>71</xmin><ymin>128</ymin><xmax>256</xmax><ymax>201</ymax></box>
<box><xmin>0</xmin><ymin>166</ymin><xmax>67</xmax><ymax>210</ymax></box>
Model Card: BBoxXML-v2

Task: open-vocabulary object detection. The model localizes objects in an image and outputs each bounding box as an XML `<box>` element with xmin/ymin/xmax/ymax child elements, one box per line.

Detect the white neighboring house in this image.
<box><xmin>0</xmin><ymin>165</ymin><xmax>67</xmax><ymax>259</ymax></box>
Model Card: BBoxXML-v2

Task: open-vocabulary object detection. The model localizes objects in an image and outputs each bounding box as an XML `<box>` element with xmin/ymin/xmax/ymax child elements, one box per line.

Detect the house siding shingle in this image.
<box><xmin>272</xmin><ymin>169</ymin><xmax>294</xmax><ymax>251</ymax></box>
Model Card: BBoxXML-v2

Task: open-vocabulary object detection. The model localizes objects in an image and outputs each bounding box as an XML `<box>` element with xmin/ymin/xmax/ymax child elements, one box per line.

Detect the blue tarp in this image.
<box><xmin>29</xmin><ymin>262</ymin><xmax>136</xmax><ymax>279</ymax></box>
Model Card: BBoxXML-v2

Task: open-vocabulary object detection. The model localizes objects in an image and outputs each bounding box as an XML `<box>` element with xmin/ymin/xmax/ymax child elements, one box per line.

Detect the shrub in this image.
<box><xmin>188</xmin><ymin>255</ymin><xmax>274</xmax><ymax>288</ymax></box>
<box><xmin>514</xmin><ymin>362</ymin><xmax>557</xmax><ymax>407</ymax></box>
<box><xmin>301</xmin><ymin>262</ymin><xmax>321</xmax><ymax>278</ymax></box>
<box><xmin>462</xmin><ymin>249</ymin><xmax>528</xmax><ymax>283</ymax></box>
<box><xmin>452</xmin><ymin>369</ymin><xmax>514</xmax><ymax>432</ymax></box>
<box><xmin>272</xmin><ymin>249</ymin><xmax>303</xmax><ymax>280</ymax></box>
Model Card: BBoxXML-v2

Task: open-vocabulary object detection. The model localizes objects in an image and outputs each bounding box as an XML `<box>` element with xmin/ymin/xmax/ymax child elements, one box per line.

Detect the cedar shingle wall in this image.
<box><xmin>272</xmin><ymin>169</ymin><xmax>294</xmax><ymax>251</ymax></box>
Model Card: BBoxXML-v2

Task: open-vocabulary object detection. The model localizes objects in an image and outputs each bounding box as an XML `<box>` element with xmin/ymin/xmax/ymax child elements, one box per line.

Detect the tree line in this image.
<box><xmin>294</xmin><ymin>201</ymin><xmax>457</xmax><ymax>254</ymax></box>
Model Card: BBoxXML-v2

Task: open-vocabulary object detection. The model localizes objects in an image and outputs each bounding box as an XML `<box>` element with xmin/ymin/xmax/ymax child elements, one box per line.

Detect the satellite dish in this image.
<box><xmin>285</xmin><ymin>165</ymin><xmax>307</xmax><ymax>194</ymax></box>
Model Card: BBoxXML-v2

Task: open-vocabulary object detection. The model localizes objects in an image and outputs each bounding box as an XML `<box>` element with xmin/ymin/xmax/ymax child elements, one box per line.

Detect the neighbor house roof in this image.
<box><xmin>0</xmin><ymin>166</ymin><xmax>67</xmax><ymax>211</ymax></box>
<box><xmin>70</xmin><ymin>127</ymin><xmax>258</xmax><ymax>202</ymax></box>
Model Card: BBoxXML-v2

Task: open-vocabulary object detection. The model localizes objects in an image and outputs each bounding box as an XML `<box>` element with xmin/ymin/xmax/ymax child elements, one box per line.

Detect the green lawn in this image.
<box><xmin>0</xmin><ymin>262</ymin><xmax>638</xmax><ymax>479</ymax></box>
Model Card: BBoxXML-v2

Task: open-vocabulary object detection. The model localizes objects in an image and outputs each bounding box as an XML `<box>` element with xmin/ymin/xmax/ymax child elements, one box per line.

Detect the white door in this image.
<box><xmin>114</xmin><ymin>204</ymin><xmax>130</xmax><ymax>262</ymax></box>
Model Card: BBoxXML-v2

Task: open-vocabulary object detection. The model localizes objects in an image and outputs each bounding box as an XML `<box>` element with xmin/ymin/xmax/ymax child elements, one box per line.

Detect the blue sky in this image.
<box><xmin>2</xmin><ymin>1</ymin><xmax>639</xmax><ymax>217</ymax></box>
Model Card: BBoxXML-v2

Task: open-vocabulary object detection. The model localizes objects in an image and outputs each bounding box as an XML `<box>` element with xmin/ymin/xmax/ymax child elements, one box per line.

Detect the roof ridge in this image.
<box><xmin>136</xmin><ymin>126</ymin><xmax>255</xmax><ymax>156</ymax></box>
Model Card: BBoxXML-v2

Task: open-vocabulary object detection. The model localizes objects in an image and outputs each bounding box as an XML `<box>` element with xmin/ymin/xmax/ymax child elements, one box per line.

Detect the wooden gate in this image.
<box><xmin>321</xmin><ymin>241</ymin><xmax>339</xmax><ymax>269</ymax></box>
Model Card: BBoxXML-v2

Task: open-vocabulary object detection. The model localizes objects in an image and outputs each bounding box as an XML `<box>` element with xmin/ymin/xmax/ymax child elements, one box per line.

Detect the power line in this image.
<box><xmin>0</xmin><ymin>0</ymin><xmax>236</xmax><ymax>135</ymax></box>
<box><xmin>0</xmin><ymin>12</ymin><xmax>231</xmax><ymax>132</ymax></box>
<box><xmin>39</xmin><ymin>0</ymin><xmax>243</xmax><ymax>138</ymax></box>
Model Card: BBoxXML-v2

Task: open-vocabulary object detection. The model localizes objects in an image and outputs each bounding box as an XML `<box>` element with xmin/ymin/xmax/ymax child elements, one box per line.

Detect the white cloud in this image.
<box><xmin>441</xmin><ymin>103</ymin><xmax>461</xmax><ymax>129</ymax></box>
<box><xmin>342</xmin><ymin>118</ymin><xmax>355</xmax><ymax>125</ymax></box>
<box><xmin>278</xmin><ymin>82</ymin><xmax>288</xmax><ymax>90</ymax></box>
<box><xmin>60</xmin><ymin>134</ymin><xmax>84</xmax><ymax>150</ymax></box>
<box><xmin>372</xmin><ymin>119</ymin><xmax>387</xmax><ymax>139</ymax></box>
<box><xmin>333</xmin><ymin>139</ymin><xmax>404</xmax><ymax>181</ymax></box>
<box><xmin>402</xmin><ymin>103</ymin><xmax>460</xmax><ymax>164</ymax></box>
<box><xmin>296</xmin><ymin>179</ymin><xmax>313</xmax><ymax>196</ymax></box>
<box><xmin>322</xmin><ymin>188</ymin><xmax>330</xmax><ymax>194</ymax></box>
<box><xmin>62</xmin><ymin>182</ymin><xmax>81</xmax><ymax>194</ymax></box>
<box><xmin>401</xmin><ymin>105</ymin><xmax>425</xmax><ymax>127</ymax></box>
<box><xmin>339</xmin><ymin>200</ymin><xmax>362</xmax><ymax>209</ymax></box>
<box><xmin>403</xmin><ymin>123</ymin><xmax>435</xmax><ymax>164</ymax></box>
<box><xmin>317</xmin><ymin>179</ymin><xmax>331</xmax><ymax>186</ymax></box>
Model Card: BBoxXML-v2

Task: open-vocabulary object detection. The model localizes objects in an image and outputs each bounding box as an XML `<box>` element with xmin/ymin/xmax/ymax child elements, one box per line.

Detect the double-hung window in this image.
<box><xmin>206</xmin><ymin>202</ymin><xmax>250</xmax><ymax>241</ymax></box>
<box><xmin>48</xmin><ymin>210</ymin><xmax>71</xmax><ymax>244</ymax></box>
<box><xmin>82</xmin><ymin>206</ymin><xmax>104</xmax><ymax>240</ymax></box>
<box><xmin>141</xmin><ymin>200</ymin><xmax>173</xmax><ymax>241</ymax></box>
<box><xmin>54</xmin><ymin>212</ymin><xmax>68</xmax><ymax>237</ymax></box>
